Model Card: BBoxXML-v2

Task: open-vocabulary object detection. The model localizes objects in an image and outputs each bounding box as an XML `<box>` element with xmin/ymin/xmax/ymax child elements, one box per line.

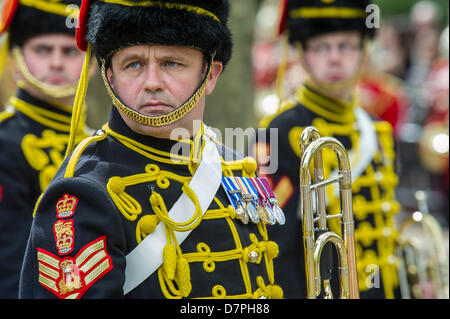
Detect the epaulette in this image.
<box><xmin>64</xmin><ymin>129</ymin><xmax>108</xmax><ymax>178</ymax></box>
<box><xmin>258</xmin><ymin>97</ymin><xmax>297</xmax><ymax>129</ymax></box>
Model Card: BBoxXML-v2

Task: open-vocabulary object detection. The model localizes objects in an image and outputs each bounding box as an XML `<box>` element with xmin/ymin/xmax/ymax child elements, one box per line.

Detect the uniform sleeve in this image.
<box><xmin>19</xmin><ymin>176</ymin><xmax>127</xmax><ymax>299</ymax></box>
<box><xmin>0</xmin><ymin>131</ymin><xmax>37</xmax><ymax>297</ymax></box>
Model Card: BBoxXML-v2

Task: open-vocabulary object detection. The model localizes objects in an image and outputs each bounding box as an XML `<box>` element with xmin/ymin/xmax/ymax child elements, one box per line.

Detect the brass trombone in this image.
<box><xmin>396</xmin><ymin>191</ymin><xmax>449</xmax><ymax>299</ymax></box>
<box><xmin>299</xmin><ymin>126</ymin><xmax>359</xmax><ymax>299</ymax></box>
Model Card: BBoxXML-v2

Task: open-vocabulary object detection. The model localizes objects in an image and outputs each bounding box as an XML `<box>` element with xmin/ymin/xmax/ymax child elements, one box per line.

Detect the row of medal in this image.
<box><xmin>222</xmin><ymin>176</ymin><xmax>286</xmax><ymax>225</ymax></box>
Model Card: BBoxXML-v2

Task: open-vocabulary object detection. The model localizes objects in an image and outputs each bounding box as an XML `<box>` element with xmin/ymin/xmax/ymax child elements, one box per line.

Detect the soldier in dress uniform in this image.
<box><xmin>0</xmin><ymin>0</ymin><xmax>90</xmax><ymax>298</ymax></box>
<box><xmin>255</xmin><ymin>0</ymin><xmax>402</xmax><ymax>299</ymax></box>
<box><xmin>19</xmin><ymin>0</ymin><xmax>285</xmax><ymax>299</ymax></box>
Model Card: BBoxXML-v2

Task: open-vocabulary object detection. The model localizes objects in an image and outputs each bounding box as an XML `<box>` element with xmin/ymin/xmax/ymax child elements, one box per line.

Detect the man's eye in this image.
<box><xmin>64</xmin><ymin>48</ymin><xmax>79</xmax><ymax>57</ymax></box>
<box><xmin>35</xmin><ymin>47</ymin><xmax>51</xmax><ymax>55</ymax></box>
<box><xmin>315</xmin><ymin>43</ymin><xmax>329</xmax><ymax>52</ymax></box>
<box><xmin>126</xmin><ymin>62</ymin><xmax>141</xmax><ymax>69</ymax></box>
<box><xmin>165</xmin><ymin>61</ymin><xmax>179</xmax><ymax>67</ymax></box>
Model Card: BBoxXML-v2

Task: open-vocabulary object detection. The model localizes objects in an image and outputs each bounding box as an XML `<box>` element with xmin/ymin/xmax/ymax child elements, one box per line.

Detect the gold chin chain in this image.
<box><xmin>100</xmin><ymin>53</ymin><xmax>215</xmax><ymax>127</ymax></box>
<box><xmin>12</xmin><ymin>47</ymin><xmax>79</xmax><ymax>99</ymax></box>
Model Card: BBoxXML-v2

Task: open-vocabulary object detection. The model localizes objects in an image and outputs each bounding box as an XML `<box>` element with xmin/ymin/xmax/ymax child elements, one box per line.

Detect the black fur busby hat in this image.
<box><xmin>1</xmin><ymin>0</ymin><xmax>82</xmax><ymax>48</ymax></box>
<box><xmin>279</xmin><ymin>0</ymin><xmax>376</xmax><ymax>44</ymax></box>
<box><xmin>82</xmin><ymin>0</ymin><xmax>233</xmax><ymax>66</ymax></box>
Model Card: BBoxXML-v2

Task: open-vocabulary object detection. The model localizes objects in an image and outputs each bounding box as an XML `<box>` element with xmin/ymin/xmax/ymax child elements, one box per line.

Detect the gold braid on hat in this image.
<box><xmin>18</xmin><ymin>0</ymin><xmax>80</xmax><ymax>17</ymax></box>
<box><xmin>99</xmin><ymin>0</ymin><xmax>221</xmax><ymax>22</ymax></box>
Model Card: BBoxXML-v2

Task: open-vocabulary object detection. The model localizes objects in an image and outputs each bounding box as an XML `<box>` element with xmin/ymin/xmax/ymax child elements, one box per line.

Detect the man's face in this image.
<box><xmin>303</xmin><ymin>31</ymin><xmax>363</xmax><ymax>94</ymax></box>
<box><xmin>107</xmin><ymin>45</ymin><xmax>222</xmax><ymax>138</ymax></box>
<box><xmin>22</xmin><ymin>33</ymin><xmax>85</xmax><ymax>87</ymax></box>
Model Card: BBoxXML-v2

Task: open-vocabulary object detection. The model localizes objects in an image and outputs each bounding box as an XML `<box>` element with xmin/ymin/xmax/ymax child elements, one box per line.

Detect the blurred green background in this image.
<box><xmin>375</xmin><ymin>0</ymin><xmax>448</xmax><ymax>19</ymax></box>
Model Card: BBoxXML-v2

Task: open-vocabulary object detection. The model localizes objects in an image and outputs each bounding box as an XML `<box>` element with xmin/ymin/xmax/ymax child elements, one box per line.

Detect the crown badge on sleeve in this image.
<box><xmin>53</xmin><ymin>220</ymin><xmax>75</xmax><ymax>255</ymax></box>
<box><xmin>56</xmin><ymin>194</ymin><xmax>78</xmax><ymax>218</ymax></box>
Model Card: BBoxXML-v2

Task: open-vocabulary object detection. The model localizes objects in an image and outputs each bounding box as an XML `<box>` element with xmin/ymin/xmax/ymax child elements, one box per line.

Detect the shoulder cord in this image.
<box><xmin>8</xmin><ymin>96</ymin><xmax>81</xmax><ymax>132</ymax></box>
<box><xmin>103</xmin><ymin>124</ymin><xmax>204</xmax><ymax>169</ymax></box>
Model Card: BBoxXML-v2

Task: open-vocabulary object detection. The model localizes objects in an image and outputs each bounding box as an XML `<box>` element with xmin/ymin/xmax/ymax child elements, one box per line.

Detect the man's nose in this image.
<box><xmin>327</xmin><ymin>46</ymin><xmax>342</xmax><ymax>63</ymax></box>
<box><xmin>143</xmin><ymin>64</ymin><xmax>165</xmax><ymax>93</ymax></box>
<box><xmin>49</xmin><ymin>50</ymin><xmax>64</xmax><ymax>70</ymax></box>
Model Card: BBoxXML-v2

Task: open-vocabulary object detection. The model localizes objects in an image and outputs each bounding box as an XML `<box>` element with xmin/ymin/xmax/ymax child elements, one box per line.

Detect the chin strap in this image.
<box><xmin>0</xmin><ymin>32</ymin><xmax>10</xmax><ymax>80</ymax></box>
<box><xmin>64</xmin><ymin>44</ymin><xmax>92</xmax><ymax>159</ymax></box>
<box><xmin>12</xmin><ymin>47</ymin><xmax>80</xmax><ymax>99</ymax></box>
<box><xmin>275</xmin><ymin>34</ymin><xmax>289</xmax><ymax>112</ymax></box>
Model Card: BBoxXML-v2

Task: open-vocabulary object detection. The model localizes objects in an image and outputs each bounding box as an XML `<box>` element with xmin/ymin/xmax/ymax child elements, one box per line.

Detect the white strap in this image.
<box><xmin>325</xmin><ymin>107</ymin><xmax>377</xmax><ymax>197</ymax></box>
<box><xmin>346</xmin><ymin>107</ymin><xmax>378</xmax><ymax>183</ymax></box>
<box><xmin>123</xmin><ymin>134</ymin><xmax>222</xmax><ymax>294</ymax></box>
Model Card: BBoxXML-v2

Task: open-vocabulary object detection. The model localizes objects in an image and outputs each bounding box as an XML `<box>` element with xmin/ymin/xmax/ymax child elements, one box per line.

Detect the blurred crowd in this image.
<box><xmin>252</xmin><ymin>0</ymin><xmax>449</xmax><ymax>226</ymax></box>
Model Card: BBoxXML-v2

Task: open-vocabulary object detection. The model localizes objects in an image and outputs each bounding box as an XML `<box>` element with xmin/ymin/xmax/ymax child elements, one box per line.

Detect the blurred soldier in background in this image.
<box><xmin>255</xmin><ymin>0</ymin><xmax>402</xmax><ymax>298</ymax></box>
<box><xmin>0</xmin><ymin>0</ymin><xmax>90</xmax><ymax>298</ymax></box>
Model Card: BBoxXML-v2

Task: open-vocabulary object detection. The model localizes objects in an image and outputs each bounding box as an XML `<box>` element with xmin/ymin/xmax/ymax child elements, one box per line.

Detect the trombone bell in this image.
<box><xmin>396</xmin><ymin>191</ymin><xmax>449</xmax><ymax>299</ymax></box>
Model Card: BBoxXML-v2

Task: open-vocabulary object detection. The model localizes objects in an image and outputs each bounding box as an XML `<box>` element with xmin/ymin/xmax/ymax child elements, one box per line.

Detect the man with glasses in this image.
<box><xmin>256</xmin><ymin>0</ymin><xmax>401</xmax><ymax>299</ymax></box>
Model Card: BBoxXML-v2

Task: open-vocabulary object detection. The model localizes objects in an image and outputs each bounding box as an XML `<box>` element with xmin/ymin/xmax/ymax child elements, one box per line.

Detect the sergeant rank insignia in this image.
<box><xmin>222</xmin><ymin>176</ymin><xmax>285</xmax><ymax>225</ymax></box>
<box><xmin>37</xmin><ymin>236</ymin><xmax>113</xmax><ymax>299</ymax></box>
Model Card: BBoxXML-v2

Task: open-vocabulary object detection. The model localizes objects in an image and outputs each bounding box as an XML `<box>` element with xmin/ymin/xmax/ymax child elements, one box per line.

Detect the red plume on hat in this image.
<box><xmin>76</xmin><ymin>0</ymin><xmax>91</xmax><ymax>51</ymax></box>
<box><xmin>0</xmin><ymin>0</ymin><xmax>19</xmax><ymax>34</ymax></box>
<box><xmin>277</xmin><ymin>0</ymin><xmax>288</xmax><ymax>36</ymax></box>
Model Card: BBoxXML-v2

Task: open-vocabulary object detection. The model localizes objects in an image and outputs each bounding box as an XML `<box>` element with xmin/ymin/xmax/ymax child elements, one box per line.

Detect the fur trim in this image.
<box><xmin>86</xmin><ymin>0</ymin><xmax>232</xmax><ymax>66</ymax></box>
<box><xmin>9</xmin><ymin>0</ymin><xmax>82</xmax><ymax>48</ymax></box>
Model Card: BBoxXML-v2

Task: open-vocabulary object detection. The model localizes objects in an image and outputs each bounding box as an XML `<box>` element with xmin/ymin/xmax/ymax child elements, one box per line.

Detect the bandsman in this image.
<box><xmin>19</xmin><ymin>0</ymin><xmax>285</xmax><ymax>299</ymax></box>
<box><xmin>0</xmin><ymin>0</ymin><xmax>90</xmax><ymax>298</ymax></box>
<box><xmin>256</xmin><ymin>0</ymin><xmax>402</xmax><ymax>299</ymax></box>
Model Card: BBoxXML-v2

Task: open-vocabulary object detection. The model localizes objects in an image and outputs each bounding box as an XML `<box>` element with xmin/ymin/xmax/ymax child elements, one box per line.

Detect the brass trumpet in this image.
<box><xmin>396</xmin><ymin>191</ymin><xmax>449</xmax><ymax>299</ymax></box>
<box><xmin>299</xmin><ymin>127</ymin><xmax>359</xmax><ymax>299</ymax></box>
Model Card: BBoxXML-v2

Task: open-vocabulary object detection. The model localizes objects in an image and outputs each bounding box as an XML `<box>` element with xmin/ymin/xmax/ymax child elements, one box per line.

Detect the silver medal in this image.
<box><xmin>265</xmin><ymin>204</ymin><xmax>276</xmax><ymax>225</ymax></box>
<box><xmin>246</xmin><ymin>202</ymin><xmax>260</xmax><ymax>224</ymax></box>
<box><xmin>236</xmin><ymin>204</ymin><xmax>249</xmax><ymax>224</ymax></box>
<box><xmin>272</xmin><ymin>204</ymin><xmax>286</xmax><ymax>225</ymax></box>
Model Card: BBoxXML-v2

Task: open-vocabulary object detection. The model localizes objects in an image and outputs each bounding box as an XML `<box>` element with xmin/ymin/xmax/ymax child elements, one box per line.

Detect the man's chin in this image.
<box><xmin>140</xmin><ymin>106</ymin><xmax>174</xmax><ymax>117</ymax></box>
<box><xmin>128</xmin><ymin>121</ymin><xmax>181</xmax><ymax>139</ymax></box>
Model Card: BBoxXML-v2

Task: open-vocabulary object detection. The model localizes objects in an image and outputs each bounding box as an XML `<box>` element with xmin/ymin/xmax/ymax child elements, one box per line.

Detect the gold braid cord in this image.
<box><xmin>96</xmin><ymin>127</ymin><xmax>283</xmax><ymax>298</ymax></box>
<box><xmin>101</xmin><ymin>53</ymin><xmax>215</xmax><ymax>127</ymax></box>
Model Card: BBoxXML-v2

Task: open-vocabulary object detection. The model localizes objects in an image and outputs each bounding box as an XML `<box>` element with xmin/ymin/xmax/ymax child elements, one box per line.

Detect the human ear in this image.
<box><xmin>205</xmin><ymin>61</ymin><xmax>223</xmax><ymax>95</ymax></box>
<box><xmin>106</xmin><ymin>67</ymin><xmax>115</xmax><ymax>90</ymax></box>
